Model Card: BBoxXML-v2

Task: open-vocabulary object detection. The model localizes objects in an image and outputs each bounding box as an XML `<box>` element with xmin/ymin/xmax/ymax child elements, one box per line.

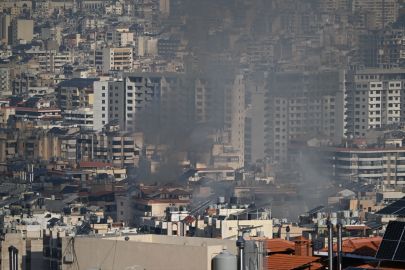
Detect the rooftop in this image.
<box><xmin>266</xmin><ymin>254</ymin><xmax>319</xmax><ymax>270</ymax></box>
<box><xmin>318</xmin><ymin>236</ymin><xmax>382</xmax><ymax>257</ymax></box>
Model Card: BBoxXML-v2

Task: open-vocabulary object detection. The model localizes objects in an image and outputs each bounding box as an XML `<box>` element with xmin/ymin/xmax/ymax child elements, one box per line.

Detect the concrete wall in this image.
<box><xmin>29</xmin><ymin>239</ymin><xmax>43</xmax><ymax>270</ymax></box>
<box><xmin>61</xmin><ymin>235</ymin><xmax>238</xmax><ymax>270</ymax></box>
<box><xmin>93</xmin><ymin>81</ymin><xmax>109</xmax><ymax>131</ymax></box>
<box><xmin>1</xmin><ymin>233</ymin><xmax>26</xmax><ymax>270</ymax></box>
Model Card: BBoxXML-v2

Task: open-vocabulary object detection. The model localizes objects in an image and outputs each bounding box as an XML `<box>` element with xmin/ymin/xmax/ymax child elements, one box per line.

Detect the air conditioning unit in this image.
<box><xmin>64</xmin><ymin>254</ymin><xmax>74</xmax><ymax>263</ymax></box>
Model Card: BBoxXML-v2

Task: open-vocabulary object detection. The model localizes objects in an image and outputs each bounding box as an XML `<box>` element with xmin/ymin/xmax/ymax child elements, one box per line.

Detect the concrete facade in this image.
<box><xmin>61</xmin><ymin>234</ymin><xmax>238</xmax><ymax>270</ymax></box>
<box><xmin>11</xmin><ymin>19</ymin><xmax>33</xmax><ymax>46</ymax></box>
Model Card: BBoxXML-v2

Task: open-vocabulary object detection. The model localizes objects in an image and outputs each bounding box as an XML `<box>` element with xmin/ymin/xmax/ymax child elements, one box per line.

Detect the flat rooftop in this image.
<box><xmin>76</xmin><ymin>233</ymin><xmax>238</xmax><ymax>248</ymax></box>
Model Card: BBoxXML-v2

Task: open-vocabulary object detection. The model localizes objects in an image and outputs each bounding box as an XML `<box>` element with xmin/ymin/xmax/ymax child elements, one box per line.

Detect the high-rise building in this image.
<box><xmin>95</xmin><ymin>47</ymin><xmax>133</xmax><ymax>72</ymax></box>
<box><xmin>159</xmin><ymin>0</ymin><xmax>170</xmax><ymax>15</ymax></box>
<box><xmin>352</xmin><ymin>0</ymin><xmax>397</xmax><ymax>29</ymax></box>
<box><xmin>342</xmin><ymin>69</ymin><xmax>405</xmax><ymax>138</ymax></box>
<box><xmin>356</xmin><ymin>29</ymin><xmax>405</xmax><ymax>68</ymax></box>
<box><xmin>263</xmin><ymin>70</ymin><xmax>344</xmax><ymax>162</ymax></box>
<box><xmin>56</xmin><ymin>78</ymin><xmax>98</xmax><ymax>110</ymax></box>
<box><xmin>94</xmin><ymin>73</ymin><xmax>245</xmax><ymax>165</ymax></box>
<box><xmin>0</xmin><ymin>14</ymin><xmax>12</xmax><ymax>44</ymax></box>
<box><xmin>0</xmin><ymin>68</ymin><xmax>10</xmax><ymax>93</ymax></box>
<box><xmin>10</xmin><ymin>19</ymin><xmax>33</xmax><ymax>46</ymax></box>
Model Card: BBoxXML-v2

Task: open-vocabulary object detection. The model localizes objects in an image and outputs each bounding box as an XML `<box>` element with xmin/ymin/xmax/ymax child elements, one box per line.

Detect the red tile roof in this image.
<box><xmin>182</xmin><ymin>216</ymin><xmax>196</xmax><ymax>224</ymax></box>
<box><xmin>89</xmin><ymin>191</ymin><xmax>114</xmax><ymax>197</ymax></box>
<box><xmin>78</xmin><ymin>161</ymin><xmax>114</xmax><ymax>168</ymax></box>
<box><xmin>170</xmin><ymin>189</ymin><xmax>191</xmax><ymax>195</ymax></box>
<box><xmin>346</xmin><ymin>225</ymin><xmax>371</xmax><ymax>230</ymax></box>
<box><xmin>356</xmin><ymin>261</ymin><xmax>405</xmax><ymax>270</ymax></box>
<box><xmin>263</xmin><ymin>239</ymin><xmax>295</xmax><ymax>253</ymax></box>
<box><xmin>266</xmin><ymin>254</ymin><xmax>319</xmax><ymax>270</ymax></box>
<box><xmin>320</xmin><ymin>236</ymin><xmax>381</xmax><ymax>257</ymax></box>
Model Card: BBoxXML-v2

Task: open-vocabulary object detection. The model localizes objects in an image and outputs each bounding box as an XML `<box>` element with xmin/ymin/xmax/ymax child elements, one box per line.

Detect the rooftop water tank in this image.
<box><xmin>230</xmin><ymin>196</ymin><xmax>238</xmax><ymax>205</ymax></box>
<box><xmin>64</xmin><ymin>208</ymin><xmax>72</xmax><ymax>215</ymax></box>
<box><xmin>316</xmin><ymin>212</ymin><xmax>322</xmax><ymax>219</ymax></box>
<box><xmin>352</xmin><ymin>211</ymin><xmax>359</xmax><ymax>217</ymax></box>
<box><xmin>218</xmin><ymin>197</ymin><xmax>225</xmax><ymax>204</ymax></box>
<box><xmin>331</xmin><ymin>212</ymin><xmax>337</xmax><ymax>218</ymax></box>
<box><xmin>318</xmin><ymin>219</ymin><xmax>324</xmax><ymax>226</ymax></box>
<box><xmin>213</xmin><ymin>251</ymin><xmax>237</xmax><ymax>270</ymax></box>
<box><xmin>80</xmin><ymin>207</ymin><xmax>87</xmax><ymax>215</ymax></box>
<box><xmin>281</xmin><ymin>218</ymin><xmax>288</xmax><ymax>224</ymax></box>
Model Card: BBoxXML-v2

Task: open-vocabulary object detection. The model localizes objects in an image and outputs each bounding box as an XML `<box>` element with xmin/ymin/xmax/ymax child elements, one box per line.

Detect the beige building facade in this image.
<box><xmin>61</xmin><ymin>234</ymin><xmax>238</xmax><ymax>270</ymax></box>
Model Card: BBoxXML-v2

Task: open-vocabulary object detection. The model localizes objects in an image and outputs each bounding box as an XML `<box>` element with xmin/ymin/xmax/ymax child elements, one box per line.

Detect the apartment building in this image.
<box><xmin>0</xmin><ymin>14</ymin><xmax>11</xmax><ymax>44</ymax></box>
<box><xmin>352</xmin><ymin>0</ymin><xmax>397</xmax><ymax>29</ymax></box>
<box><xmin>95</xmin><ymin>47</ymin><xmax>133</xmax><ymax>72</ymax></box>
<box><xmin>10</xmin><ymin>19</ymin><xmax>33</xmax><ymax>46</ymax></box>
<box><xmin>41</xmin><ymin>26</ymin><xmax>62</xmax><ymax>45</ymax></box>
<box><xmin>56</xmin><ymin>78</ymin><xmax>98</xmax><ymax>110</ymax></box>
<box><xmin>264</xmin><ymin>70</ymin><xmax>343</xmax><ymax>162</ymax></box>
<box><xmin>13</xmin><ymin>107</ymin><xmax>62</xmax><ymax>121</ymax></box>
<box><xmin>25</xmin><ymin>46</ymin><xmax>72</xmax><ymax>74</ymax></box>
<box><xmin>94</xmin><ymin>73</ymin><xmax>245</xmax><ymax>163</ymax></box>
<box><xmin>134</xmin><ymin>35</ymin><xmax>158</xmax><ymax>56</ymax></box>
<box><xmin>63</xmin><ymin>107</ymin><xmax>94</xmax><ymax>130</ymax></box>
<box><xmin>0</xmin><ymin>68</ymin><xmax>10</xmax><ymax>92</ymax></box>
<box><xmin>356</xmin><ymin>30</ymin><xmax>405</xmax><ymax>68</ymax></box>
<box><xmin>106</xmin><ymin>28</ymin><xmax>133</xmax><ymax>46</ymax></box>
<box><xmin>289</xmin><ymin>135</ymin><xmax>405</xmax><ymax>185</ymax></box>
<box><xmin>326</xmin><ymin>145</ymin><xmax>405</xmax><ymax>185</ymax></box>
<box><xmin>76</xmin><ymin>130</ymin><xmax>141</xmax><ymax>167</ymax></box>
<box><xmin>159</xmin><ymin>0</ymin><xmax>170</xmax><ymax>15</ymax></box>
<box><xmin>342</xmin><ymin>69</ymin><xmax>405</xmax><ymax>138</ymax></box>
<box><xmin>80</xmin><ymin>18</ymin><xmax>105</xmax><ymax>31</ymax></box>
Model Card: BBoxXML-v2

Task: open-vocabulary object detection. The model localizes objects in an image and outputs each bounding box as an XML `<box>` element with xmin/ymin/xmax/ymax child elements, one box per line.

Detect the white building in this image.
<box><xmin>106</xmin><ymin>28</ymin><xmax>134</xmax><ymax>46</ymax></box>
<box><xmin>135</xmin><ymin>36</ymin><xmax>158</xmax><ymax>56</ymax></box>
<box><xmin>342</xmin><ymin>69</ymin><xmax>405</xmax><ymax>138</ymax></box>
<box><xmin>93</xmin><ymin>80</ymin><xmax>125</xmax><ymax>131</ymax></box>
<box><xmin>63</xmin><ymin>107</ymin><xmax>94</xmax><ymax>130</ymax></box>
<box><xmin>81</xmin><ymin>18</ymin><xmax>105</xmax><ymax>31</ymax></box>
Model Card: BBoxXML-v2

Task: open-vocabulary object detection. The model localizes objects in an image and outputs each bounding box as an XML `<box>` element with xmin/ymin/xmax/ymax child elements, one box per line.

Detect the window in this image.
<box><xmin>102</xmin><ymin>86</ymin><xmax>105</xmax><ymax>90</ymax></box>
<box><xmin>102</xmin><ymin>93</ymin><xmax>105</xmax><ymax>97</ymax></box>
<box><xmin>121</xmin><ymin>202</ymin><xmax>124</xmax><ymax>206</ymax></box>
<box><xmin>102</xmin><ymin>107</ymin><xmax>105</xmax><ymax>111</ymax></box>
<box><xmin>127</xmin><ymin>93</ymin><xmax>133</xmax><ymax>97</ymax></box>
<box><xmin>128</xmin><ymin>86</ymin><xmax>133</xmax><ymax>90</ymax></box>
<box><xmin>102</xmin><ymin>100</ymin><xmax>105</xmax><ymax>104</ymax></box>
